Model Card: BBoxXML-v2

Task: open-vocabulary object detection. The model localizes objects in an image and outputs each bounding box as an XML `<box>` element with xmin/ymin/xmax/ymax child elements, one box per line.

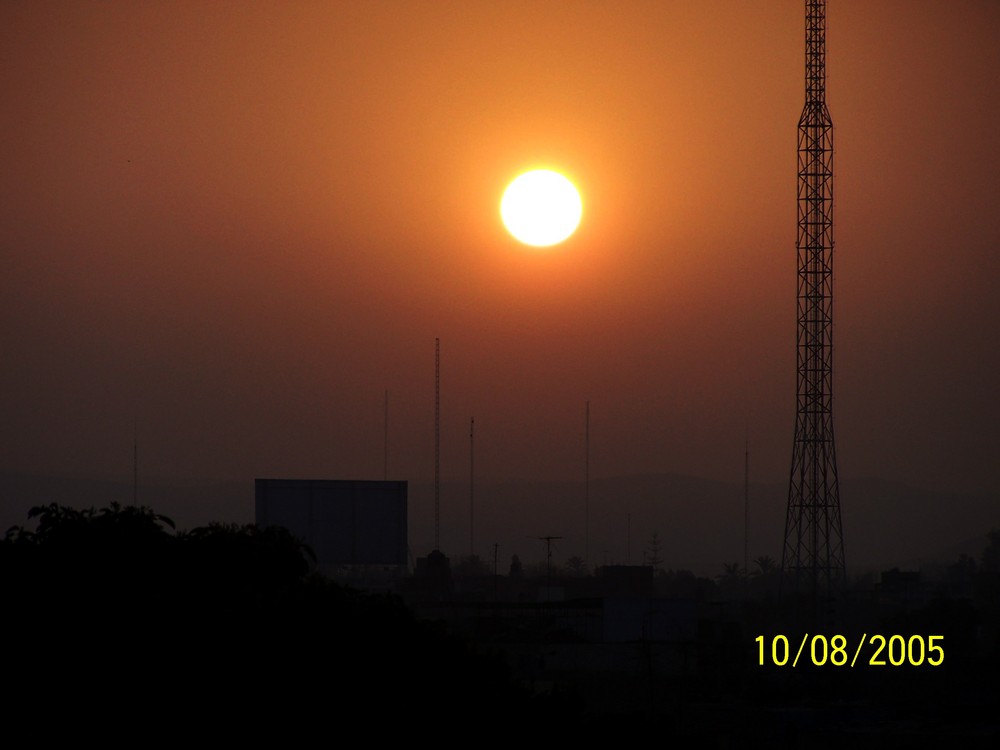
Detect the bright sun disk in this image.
<box><xmin>501</xmin><ymin>169</ymin><xmax>582</xmax><ymax>247</ymax></box>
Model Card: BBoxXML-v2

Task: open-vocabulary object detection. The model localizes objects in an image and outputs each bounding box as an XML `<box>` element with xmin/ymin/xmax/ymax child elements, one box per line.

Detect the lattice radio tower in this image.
<box><xmin>781</xmin><ymin>0</ymin><xmax>845</xmax><ymax>601</ymax></box>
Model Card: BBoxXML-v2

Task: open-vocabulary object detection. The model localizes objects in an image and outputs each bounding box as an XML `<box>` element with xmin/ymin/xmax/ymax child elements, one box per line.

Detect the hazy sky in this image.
<box><xmin>2</xmin><ymin>1</ymin><xmax>998</xmax><ymax>499</ymax></box>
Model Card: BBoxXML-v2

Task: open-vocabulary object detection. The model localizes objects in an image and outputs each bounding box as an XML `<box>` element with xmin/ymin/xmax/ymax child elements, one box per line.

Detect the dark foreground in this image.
<box><xmin>3</xmin><ymin>503</ymin><xmax>998</xmax><ymax>745</ymax></box>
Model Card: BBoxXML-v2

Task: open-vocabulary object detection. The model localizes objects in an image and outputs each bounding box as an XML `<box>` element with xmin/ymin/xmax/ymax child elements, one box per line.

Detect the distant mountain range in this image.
<box><xmin>1</xmin><ymin>471</ymin><xmax>995</xmax><ymax>578</ymax></box>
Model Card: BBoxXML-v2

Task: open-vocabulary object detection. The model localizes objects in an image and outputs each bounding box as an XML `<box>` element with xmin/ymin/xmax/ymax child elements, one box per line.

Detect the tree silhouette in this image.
<box><xmin>982</xmin><ymin>529</ymin><xmax>1000</xmax><ymax>573</ymax></box>
<box><xmin>2</xmin><ymin>502</ymin><xmax>557</xmax><ymax>735</ymax></box>
<box><xmin>509</xmin><ymin>553</ymin><xmax>523</xmax><ymax>578</ymax></box>
<box><xmin>750</xmin><ymin>555</ymin><xmax>778</xmax><ymax>597</ymax></box>
<box><xmin>717</xmin><ymin>561</ymin><xmax>744</xmax><ymax>597</ymax></box>
<box><xmin>752</xmin><ymin>555</ymin><xmax>777</xmax><ymax>578</ymax></box>
<box><xmin>564</xmin><ymin>555</ymin><xmax>588</xmax><ymax>577</ymax></box>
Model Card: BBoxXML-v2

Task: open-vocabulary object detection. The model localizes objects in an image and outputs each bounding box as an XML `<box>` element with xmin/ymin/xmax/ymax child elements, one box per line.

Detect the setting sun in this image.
<box><xmin>500</xmin><ymin>169</ymin><xmax>582</xmax><ymax>247</ymax></box>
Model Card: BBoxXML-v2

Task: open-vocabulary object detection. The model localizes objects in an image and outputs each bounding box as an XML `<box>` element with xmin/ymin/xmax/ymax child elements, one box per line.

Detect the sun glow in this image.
<box><xmin>500</xmin><ymin>169</ymin><xmax>582</xmax><ymax>247</ymax></box>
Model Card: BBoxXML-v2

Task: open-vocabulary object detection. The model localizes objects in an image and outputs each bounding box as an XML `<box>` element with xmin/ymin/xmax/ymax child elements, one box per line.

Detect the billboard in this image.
<box><xmin>255</xmin><ymin>479</ymin><xmax>407</xmax><ymax>566</ymax></box>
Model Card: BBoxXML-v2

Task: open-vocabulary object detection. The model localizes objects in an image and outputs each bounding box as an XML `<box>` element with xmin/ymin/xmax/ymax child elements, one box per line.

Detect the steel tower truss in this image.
<box><xmin>781</xmin><ymin>0</ymin><xmax>845</xmax><ymax>599</ymax></box>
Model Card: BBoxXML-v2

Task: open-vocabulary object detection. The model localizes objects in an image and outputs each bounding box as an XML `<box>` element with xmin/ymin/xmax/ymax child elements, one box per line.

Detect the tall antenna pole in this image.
<box><xmin>781</xmin><ymin>0</ymin><xmax>846</xmax><ymax>606</ymax></box>
<box><xmin>383</xmin><ymin>388</ymin><xmax>388</xmax><ymax>480</ymax></box>
<box><xmin>584</xmin><ymin>400</ymin><xmax>590</xmax><ymax>565</ymax></box>
<box><xmin>469</xmin><ymin>416</ymin><xmax>475</xmax><ymax>558</ymax></box>
<box><xmin>626</xmin><ymin>513</ymin><xmax>631</xmax><ymax>565</ymax></box>
<box><xmin>434</xmin><ymin>337</ymin><xmax>441</xmax><ymax>551</ymax></box>
<box><xmin>132</xmin><ymin>418</ymin><xmax>138</xmax><ymax>506</ymax></box>
<box><xmin>744</xmin><ymin>432</ymin><xmax>749</xmax><ymax>578</ymax></box>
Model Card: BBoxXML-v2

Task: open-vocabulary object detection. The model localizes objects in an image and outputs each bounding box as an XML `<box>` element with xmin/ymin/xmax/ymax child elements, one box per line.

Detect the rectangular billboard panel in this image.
<box><xmin>255</xmin><ymin>479</ymin><xmax>407</xmax><ymax>566</ymax></box>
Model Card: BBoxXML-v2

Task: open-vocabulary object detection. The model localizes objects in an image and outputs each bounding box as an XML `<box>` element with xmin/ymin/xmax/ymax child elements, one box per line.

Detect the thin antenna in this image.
<box><xmin>493</xmin><ymin>542</ymin><xmax>499</xmax><ymax>601</ymax></box>
<box><xmin>132</xmin><ymin>418</ymin><xmax>138</xmax><ymax>506</ymax></box>
<box><xmin>434</xmin><ymin>337</ymin><xmax>441</xmax><ymax>551</ymax></box>
<box><xmin>744</xmin><ymin>430</ymin><xmax>750</xmax><ymax>579</ymax></box>
<box><xmin>585</xmin><ymin>400</ymin><xmax>590</xmax><ymax>565</ymax></box>
<box><xmin>469</xmin><ymin>416</ymin><xmax>475</xmax><ymax>558</ymax></box>
<box><xmin>383</xmin><ymin>388</ymin><xmax>388</xmax><ymax>480</ymax></box>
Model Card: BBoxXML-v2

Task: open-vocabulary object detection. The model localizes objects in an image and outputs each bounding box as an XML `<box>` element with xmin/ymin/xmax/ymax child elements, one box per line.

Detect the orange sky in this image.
<box><xmin>2</xmin><ymin>0</ymin><xmax>998</xmax><ymax>514</ymax></box>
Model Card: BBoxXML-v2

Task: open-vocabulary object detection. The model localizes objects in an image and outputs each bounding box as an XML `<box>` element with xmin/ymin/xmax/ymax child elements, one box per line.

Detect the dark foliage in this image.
<box><xmin>1</xmin><ymin>503</ymin><xmax>554</xmax><ymax>739</ymax></box>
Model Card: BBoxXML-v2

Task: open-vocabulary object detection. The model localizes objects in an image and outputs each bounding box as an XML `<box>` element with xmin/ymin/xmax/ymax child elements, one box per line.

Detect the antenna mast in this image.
<box><xmin>469</xmin><ymin>416</ymin><xmax>475</xmax><ymax>558</ymax></box>
<box><xmin>434</xmin><ymin>337</ymin><xmax>441</xmax><ymax>551</ymax></box>
<box><xmin>132</xmin><ymin>419</ymin><xmax>138</xmax><ymax>506</ymax></box>
<box><xmin>584</xmin><ymin>400</ymin><xmax>590</xmax><ymax>565</ymax></box>
<box><xmin>744</xmin><ymin>432</ymin><xmax>749</xmax><ymax>579</ymax></box>
<box><xmin>383</xmin><ymin>388</ymin><xmax>388</xmax><ymax>480</ymax></box>
<box><xmin>781</xmin><ymin>0</ymin><xmax>846</xmax><ymax>605</ymax></box>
